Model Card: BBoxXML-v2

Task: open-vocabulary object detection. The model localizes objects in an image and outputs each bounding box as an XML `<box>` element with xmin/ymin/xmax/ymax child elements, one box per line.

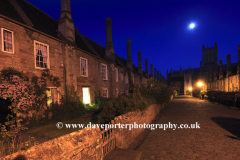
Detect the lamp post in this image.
<box><xmin>189</xmin><ymin>87</ymin><xmax>192</xmax><ymax>96</ymax></box>
<box><xmin>197</xmin><ymin>81</ymin><xmax>204</xmax><ymax>99</ymax></box>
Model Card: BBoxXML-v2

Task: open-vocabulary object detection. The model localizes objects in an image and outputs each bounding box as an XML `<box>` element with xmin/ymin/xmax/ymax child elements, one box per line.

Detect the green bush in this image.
<box><xmin>98</xmin><ymin>80</ymin><xmax>173</xmax><ymax>123</ymax></box>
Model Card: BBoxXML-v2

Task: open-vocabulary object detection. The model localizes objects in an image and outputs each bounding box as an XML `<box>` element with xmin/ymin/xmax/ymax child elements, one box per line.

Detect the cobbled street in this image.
<box><xmin>137</xmin><ymin>95</ymin><xmax>240</xmax><ymax>160</ymax></box>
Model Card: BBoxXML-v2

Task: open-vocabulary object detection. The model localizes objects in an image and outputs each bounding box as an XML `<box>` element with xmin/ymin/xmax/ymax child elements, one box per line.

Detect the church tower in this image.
<box><xmin>202</xmin><ymin>42</ymin><xmax>218</xmax><ymax>67</ymax></box>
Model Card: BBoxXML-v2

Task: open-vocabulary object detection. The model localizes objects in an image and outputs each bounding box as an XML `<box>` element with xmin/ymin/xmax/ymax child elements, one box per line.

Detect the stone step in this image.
<box><xmin>103</xmin><ymin>148</ymin><xmax>142</xmax><ymax>160</ymax></box>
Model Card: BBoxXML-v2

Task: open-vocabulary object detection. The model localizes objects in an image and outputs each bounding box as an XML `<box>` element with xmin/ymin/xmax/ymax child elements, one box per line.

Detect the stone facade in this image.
<box><xmin>167</xmin><ymin>42</ymin><xmax>240</xmax><ymax>94</ymax></box>
<box><xmin>0</xmin><ymin>0</ymin><xmax>167</xmax><ymax>106</ymax></box>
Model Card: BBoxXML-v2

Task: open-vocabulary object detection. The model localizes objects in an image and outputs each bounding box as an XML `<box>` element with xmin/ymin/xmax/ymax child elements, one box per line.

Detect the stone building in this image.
<box><xmin>167</xmin><ymin>42</ymin><xmax>240</xmax><ymax>94</ymax></box>
<box><xmin>0</xmin><ymin>0</ymin><xmax>167</xmax><ymax>105</ymax></box>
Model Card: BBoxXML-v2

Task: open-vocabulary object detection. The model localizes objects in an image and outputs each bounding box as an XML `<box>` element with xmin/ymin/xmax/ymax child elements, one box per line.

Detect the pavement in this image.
<box><xmin>137</xmin><ymin>95</ymin><xmax>240</xmax><ymax>160</ymax></box>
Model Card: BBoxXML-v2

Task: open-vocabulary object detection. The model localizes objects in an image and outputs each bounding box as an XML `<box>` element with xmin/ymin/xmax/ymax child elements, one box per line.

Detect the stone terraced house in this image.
<box><xmin>0</xmin><ymin>0</ymin><xmax>167</xmax><ymax>105</ymax></box>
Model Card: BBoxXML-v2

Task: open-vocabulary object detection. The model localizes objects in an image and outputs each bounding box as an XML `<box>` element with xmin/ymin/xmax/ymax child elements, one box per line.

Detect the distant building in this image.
<box><xmin>167</xmin><ymin>42</ymin><xmax>240</xmax><ymax>94</ymax></box>
<box><xmin>0</xmin><ymin>0</ymin><xmax>167</xmax><ymax>105</ymax></box>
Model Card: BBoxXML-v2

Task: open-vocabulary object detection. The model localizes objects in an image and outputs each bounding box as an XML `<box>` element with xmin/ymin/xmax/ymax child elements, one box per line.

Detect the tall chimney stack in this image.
<box><xmin>145</xmin><ymin>59</ymin><xmax>149</xmax><ymax>78</ymax></box>
<box><xmin>126</xmin><ymin>39</ymin><xmax>133</xmax><ymax>71</ymax></box>
<box><xmin>105</xmin><ymin>17</ymin><xmax>115</xmax><ymax>61</ymax></box>
<box><xmin>138</xmin><ymin>50</ymin><xmax>143</xmax><ymax>75</ymax></box>
<box><xmin>150</xmin><ymin>64</ymin><xmax>153</xmax><ymax>77</ymax></box>
<box><xmin>219</xmin><ymin>60</ymin><xmax>223</xmax><ymax>79</ymax></box>
<box><xmin>58</xmin><ymin>0</ymin><xmax>75</xmax><ymax>41</ymax></box>
<box><xmin>154</xmin><ymin>68</ymin><xmax>156</xmax><ymax>79</ymax></box>
<box><xmin>227</xmin><ymin>54</ymin><xmax>231</xmax><ymax>77</ymax></box>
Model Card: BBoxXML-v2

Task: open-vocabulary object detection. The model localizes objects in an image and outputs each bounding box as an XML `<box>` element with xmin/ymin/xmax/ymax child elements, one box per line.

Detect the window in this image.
<box><xmin>116</xmin><ymin>88</ymin><xmax>118</xmax><ymax>97</ymax></box>
<box><xmin>80</xmin><ymin>57</ymin><xmax>88</xmax><ymax>77</ymax></box>
<box><xmin>82</xmin><ymin>87</ymin><xmax>90</xmax><ymax>104</ymax></box>
<box><xmin>125</xmin><ymin>73</ymin><xmax>128</xmax><ymax>84</ymax></box>
<box><xmin>1</xmin><ymin>28</ymin><xmax>14</xmax><ymax>53</ymax></box>
<box><xmin>102</xmin><ymin>88</ymin><xmax>108</xmax><ymax>98</ymax></box>
<box><xmin>120</xmin><ymin>73</ymin><xmax>123</xmax><ymax>81</ymax></box>
<box><xmin>115</xmin><ymin>68</ymin><xmax>118</xmax><ymax>82</ymax></box>
<box><xmin>102</xmin><ymin>64</ymin><xmax>108</xmax><ymax>80</ymax></box>
<box><xmin>34</xmin><ymin>40</ymin><xmax>49</xmax><ymax>69</ymax></box>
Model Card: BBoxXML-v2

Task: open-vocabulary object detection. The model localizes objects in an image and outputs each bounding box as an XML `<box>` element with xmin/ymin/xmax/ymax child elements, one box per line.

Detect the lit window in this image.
<box><xmin>102</xmin><ymin>64</ymin><xmax>108</xmax><ymax>80</ymax></box>
<box><xmin>80</xmin><ymin>57</ymin><xmax>88</xmax><ymax>77</ymax></box>
<box><xmin>102</xmin><ymin>88</ymin><xmax>108</xmax><ymax>98</ymax></box>
<box><xmin>115</xmin><ymin>68</ymin><xmax>118</xmax><ymax>82</ymax></box>
<box><xmin>34</xmin><ymin>40</ymin><xmax>49</xmax><ymax>69</ymax></box>
<box><xmin>1</xmin><ymin>28</ymin><xmax>14</xmax><ymax>53</ymax></box>
<box><xmin>125</xmin><ymin>73</ymin><xmax>128</xmax><ymax>84</ymax></box>
<box><xmin>116</xmin><ymin>88</ymin><xmax>118</xmax><ymax>97</ymax></box>
<box><xmin>82</xmin><ymin>87</ymin><xmax>90</xmax><ymax>104</ymax></box>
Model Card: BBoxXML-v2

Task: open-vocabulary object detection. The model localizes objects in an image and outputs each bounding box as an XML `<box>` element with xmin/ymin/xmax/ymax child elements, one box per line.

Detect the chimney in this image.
<box><xmin>126</xmin><ymin>39</ymin><xmax>132</xmax><ymax>71</ymax></box>
<box><xmin>157</xmin><ymin>71</ymin><xmax>159</xmax><ymax>81</ymax></box>
<box><xmin>145</xmin><ymin>59</ymin><xmax>149</xmax><ymax>78</ymax></box>
<box><xmin>238</xmin><ymin>45</ymin><xmax>240</xmax><ymax>74</ymax></box>
<box><xmin>219</xmin><ymin>60</ymin><xmax>223</xmax><ymax>79</ymax></box>
<box><xmin>138</xmin><ymin>50</ymin><xmax>143</xmax><ymax>75</ymax></box>
<box><xmin>155</xmin><ymin>69</ymin><xmax>157</xmax><ymax>79</ymax></box>
<box><xmin>105</xmin><ymin>17</ymin><xmax>115</xmax><ymax>61</ymax></box>
<box><xmin>180</xmin><ymin>66</ymin><xmax>182</xmax><ymax>76</ymax></box>
<box><xmin>150</xmin><ymin>64</ymin><xmax>153</xmax><ymax>77</ymax></box>
<box><xmin>58</xmin><ymin>0</ymin><xmax>75</xmax><ymax>41</ymax></box>
<box><xmin>160</xmin><ymin>73</ymin><xmax>162</xmax><ymax>81</ymax></box>
<box><xmin>227</xmin><ymin>54</ymin><xmax>231</xmax><ymax>77</ymax></box>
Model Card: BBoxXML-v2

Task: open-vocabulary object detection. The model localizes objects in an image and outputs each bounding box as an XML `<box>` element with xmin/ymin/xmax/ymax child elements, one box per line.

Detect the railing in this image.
<box><xmin>101</xmin><ymin>122</ymin><xmax>116</xmax><ymax>157</ymax></box>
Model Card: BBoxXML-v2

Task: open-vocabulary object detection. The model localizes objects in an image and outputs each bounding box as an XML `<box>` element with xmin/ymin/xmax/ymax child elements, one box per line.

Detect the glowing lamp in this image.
<box><xmin>189</xmin><ymin>87</ymin><xmax>192</xmax><ymax>91</ymax></box>
<box><xmin>197</xmin><ymin>82</ymin><xmax>203</xmax><ymax>87</ymax></box>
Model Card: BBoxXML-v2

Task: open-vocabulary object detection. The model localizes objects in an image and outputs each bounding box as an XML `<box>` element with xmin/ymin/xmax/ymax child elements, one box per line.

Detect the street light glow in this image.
<box><xmin>197</xmin><ymin>82</ymin><xmax>203</xmax><ymax>87</ymax></box>
<box><xmin>189</xmin><ymin>87</ymin><xmax>192</xmax><ymax>91</ymax></box>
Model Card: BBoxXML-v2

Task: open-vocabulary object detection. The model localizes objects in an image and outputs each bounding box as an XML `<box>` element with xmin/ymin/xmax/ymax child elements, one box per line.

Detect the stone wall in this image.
<box><xmin>3</xmin><ymin>103</ymin><xmax>166</xmax><ymax>160</ymax></box>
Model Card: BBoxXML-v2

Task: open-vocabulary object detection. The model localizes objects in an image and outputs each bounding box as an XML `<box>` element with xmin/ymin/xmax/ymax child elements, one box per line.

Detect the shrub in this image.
<box><xmin>98</xmin><ymin>80</ymin><xmax>173</xmax><ymax>123</ymax></box>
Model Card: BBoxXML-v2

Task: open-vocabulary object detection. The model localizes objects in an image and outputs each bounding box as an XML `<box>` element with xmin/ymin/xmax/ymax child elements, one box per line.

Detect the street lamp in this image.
<box><xmin>197</xmin><ymin>81</ymin><xmax>204</xmax><ymax>99</ymax></box>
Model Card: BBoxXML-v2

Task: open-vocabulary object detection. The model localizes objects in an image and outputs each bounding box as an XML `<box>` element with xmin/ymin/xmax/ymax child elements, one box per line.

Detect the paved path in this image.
<box><xmin>137</xmin><ymin>95</ymin><xmax>240</xmax><ymax>160</ymax></box>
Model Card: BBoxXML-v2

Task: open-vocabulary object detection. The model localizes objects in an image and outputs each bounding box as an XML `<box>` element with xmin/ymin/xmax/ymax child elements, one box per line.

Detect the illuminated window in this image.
<box><xmin>1</xmin><ymin>28</ymin><xmax>14</xmax><ymax>53</ymax></box>
<box><xmin>102</xmin><ymin>88</ymin><xmax>108</xmax><ymax>98</ymax></box>
<box><xmin>115</xmin><ymin>68</ymin><xmax>118</xmax><ymax>82</ymax></box>
<box><xmin>80</xmin><ymin>57</ymin><xmax>88</xmax><ymax>77</ymax></box>
<box><xmin>125</xmin><ymin>73</ymin><xmax>128</xmax><ymax>84</ymax></box>
<box><xmin>82</xmin><ymin>87</ymin><xmax>90</xmax><ymax>104</ymax></box>
<box><xmin>102</xmin><ymin>64</ymin><xmax>108</xmax><ymax>80</ymax></box>
<box><xmin>34</xmin><ymin>40</ymin><xmax>49</xmax><ymax>69</ymax></box>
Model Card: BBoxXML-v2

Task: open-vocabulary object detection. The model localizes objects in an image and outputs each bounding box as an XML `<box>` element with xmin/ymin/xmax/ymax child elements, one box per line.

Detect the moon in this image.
<box><xmin>189</xmin><ymin>23</ymin><xmax>195</xmax><ymax>29</ymax></box>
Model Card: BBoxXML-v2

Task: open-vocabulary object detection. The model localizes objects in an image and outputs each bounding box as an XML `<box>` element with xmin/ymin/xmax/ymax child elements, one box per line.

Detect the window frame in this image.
<box><xmin>34</xmin><ymin>40</ymin><xmax>50</xmax><ymax>70</ymax></box>
<box><xmin>101</xmin><ymin>63</ymin><xmax>108</xmax><ymax>80</ymax></box>
<box><xmin>1</xmin><ymin>28</ymin><xmax>14</xmax><ymax>54</ymax></box>
<box><xmin>80</xmin><ymin>57</ymin><xmax>88</xmax><ymax>77</ymax></box>
<box><xmin>102</xmin><ymin>88</ymin><xmax>108</xmax><ymax>98</ymax></box>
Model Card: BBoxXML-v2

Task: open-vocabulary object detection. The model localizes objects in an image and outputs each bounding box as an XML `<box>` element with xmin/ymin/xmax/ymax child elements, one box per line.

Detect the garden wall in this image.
<box><xmin>3</xmin><ymin>104</ymin><xmax>165</xmax><ymax>160</ymax></box>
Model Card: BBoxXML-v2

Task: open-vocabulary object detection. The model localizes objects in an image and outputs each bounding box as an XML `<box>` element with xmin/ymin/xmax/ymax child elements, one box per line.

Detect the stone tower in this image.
<box><xmin>202</xmin><ymin>42</ymin><xmax>218</xmax><ymax>67</ymax></box>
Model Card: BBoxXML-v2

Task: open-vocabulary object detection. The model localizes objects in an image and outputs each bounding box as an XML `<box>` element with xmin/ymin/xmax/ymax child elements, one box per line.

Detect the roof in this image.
<box><xmin>0</xmin><ymin>0</ymin><xmax>149</xmax><ymax>78</ymax></box>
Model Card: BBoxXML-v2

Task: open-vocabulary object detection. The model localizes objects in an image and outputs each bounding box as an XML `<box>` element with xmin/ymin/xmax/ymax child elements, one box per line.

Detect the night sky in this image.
<box><xmin>27</xmin><ymin>0</ymin><xmax>240</xmax><ymax>77</ymax></box>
